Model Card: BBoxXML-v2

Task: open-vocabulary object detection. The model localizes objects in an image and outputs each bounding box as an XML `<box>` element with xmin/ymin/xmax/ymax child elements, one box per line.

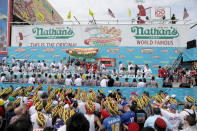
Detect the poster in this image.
<box><xmin>151</xmin><ymin>7</ymin><xmax>171</xmax><ymax>20</ymax></box>
<box><xmin>11</xmin><ymin>24</ymin><xmax>190</xmax><ymax>47</ymax></box>
<box><xmin>13</xmin><ymin>0</ymin><xmax>63</xmax><ymax>24</ymax></box>
<box><xmin>0</xmin><ymin>0</ymin><xmax>9</xmax><ymax>54</ymax></box>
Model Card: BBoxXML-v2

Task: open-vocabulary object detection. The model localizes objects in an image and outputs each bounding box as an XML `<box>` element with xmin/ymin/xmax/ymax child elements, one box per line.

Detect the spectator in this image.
<box><xmin>144</xmin><ymin>107</ymin><xmax>172</xmax><ymax>130</ymax></box>
<box><xmin>121</xmin><ymin>101</ymin><xmax>135</xmax><ymax>130</ymax></box>
<box><xmin>66</xmin><ymin>113</ymin><xmax>89</xmax><ymax>131</ymax></box>
<box><xmin>160</xmin><ymin>101</ymin><xmax>184</xmax><ymax>131</ymax></box>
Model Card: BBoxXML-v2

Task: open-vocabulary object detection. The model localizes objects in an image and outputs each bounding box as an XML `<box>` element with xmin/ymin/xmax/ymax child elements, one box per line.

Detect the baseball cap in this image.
<box><xmin>155</xmin><ymin>117</ymin><xmax>167</xmax><ymax>129</ymax></box>
<box><xmin>128</xmin><ymin>122</ymin><xmax>139</xmax><ymax>131</ymax></box>
<box><xmin>170</xmin><ymin>103</ymin><xmax>177</xmax><ymax>110</ymax></box>
<box><xmin>121</xmin><ymin>100</ymin><xmax>129</xmax><ymax>107</ymax></box>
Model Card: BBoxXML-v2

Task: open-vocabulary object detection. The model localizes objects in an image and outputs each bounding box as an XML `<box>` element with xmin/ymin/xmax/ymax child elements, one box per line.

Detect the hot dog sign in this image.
<box><xmin>84</xmin><ymin>26</ymin><xmax>122</xmax><ymax>46</ymax></box>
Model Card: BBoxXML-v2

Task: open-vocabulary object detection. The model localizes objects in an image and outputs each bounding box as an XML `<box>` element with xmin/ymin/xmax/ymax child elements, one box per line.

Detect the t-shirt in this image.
<box><xmin>102</xmin><ymin>115</ymin><xmax>121</xmax><ymax>131</ymax></box>
<box><xmin>161</xmin><ymin>109</ymin><xmax>184</xmax><ymax>131</ymax></box>
<box><xmin>57</xmin><ymin>125</ymin><xmax>66</xmax><ymax>131</ymax></box>
<box><xmin>121</xmin><ymin>111</ymin><xmax>135</xmax><ymax>125</ymax></box>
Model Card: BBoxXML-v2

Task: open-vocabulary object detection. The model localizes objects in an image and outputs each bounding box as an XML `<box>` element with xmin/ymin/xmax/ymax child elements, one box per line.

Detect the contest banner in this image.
<box><xmin>150</xmin><ymin>7</ymin><xmax>171</xmax><ymax>19</ymax></box>
<box><xmin>0</xmin><ymin>0</ymin><xmax>9</xmax><ymax>54</ymax></box>
<box><xmin>11</xmin><ymin>24</ymin><xmax>190</xmax><ymax>47</ymax></box>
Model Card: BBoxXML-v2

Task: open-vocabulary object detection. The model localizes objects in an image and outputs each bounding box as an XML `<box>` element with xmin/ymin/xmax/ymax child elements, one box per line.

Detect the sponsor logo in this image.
<box><xmin>53</xmin><ymin>55</ymin><xmax>60</xmax><ymax>58</ymax></box>
<box><xmin>101</xmin><ymin>56</ymin><xmax>109</xmax><ymax>58</ymax></box>
<box><xmin>107</xmin><ymin>48</ymin><xmax>120</xmax><ymax>53</ymax></box>
<box><xmin>135</xmin><ymin>56</ymin><xmax>143</xmax><ymax>59</ymax></box>
<box><xmin>141</xmin><ymin>48</ymin><xmax>154</xmax><ymax>54</ymax></box>
<box><xmin>138</xmin><ymin>65</ymin><xmax>144</xmax><ymax>68</ymax></box>
<box><xmin>43</xmin><ymin>48</ymin><xmax>55</xmax><ymax>53</ymax></box>
<box><xmin>152</xmin><ymin>56</ymin><xmax>160</xmax><ymax>59</ymax></box>
<box><xmin>160</xmin><ymin>49</ymin><xmax>168</xmax><ymax>53</ymax></box>
<box><xmin>31</xmin><ymin>48</ymin><xmax>38</xmax><ymax>52</ymax></box>
<box><xmin>37</xmin><ymin>55</ymin><xmax>45</xmax><ymax>58</ymax></box>
<box><xmin>118</xmin><ymin>55</ymin><xmax>126</xmax><ymax>58</ymax></box>
<box><xmin>169</xmin><ymin>56</ymin><xmax>177</xmax><ymax>59</ymax></box>
<box><xmin>174</xmin><ymin>49</ymin><xmax>186</xmax><ymax>54</ymax></box>
<box><xmin>32</xmin><ymin>27</ymin><xmax>74</xmax><ymax>39</ymax></box>
<box><xmin>45</xmin><ymin>59</ymin><xmax>52</xmax><ymax>62</ymax></box>
<box><xmin>160</xmin><ymin>61</ymin><xmax>169</xmax><ymax>63</ymax></box>
<box><xmin>155</xmin><ymin>8</ymin><xmax>166</xmax><ymax>18</ymax></box>
<box><xmin>152</xmin><ymin>65</ymin><xmax>160</xmax><ymax>68</ymax></box>
<box><xmin>131</xmin><ymin>26</ymin><xmax>179</xmax><ymax>39</ymax></box>
<box><xmin>126</xmin><ymin>60</ymin><xmax>134</xmax><ymax>63</ymax></box>
<box><xmin>14</xmin><ymin>48</ymin><xmax>26</xmax><ymax>52</ymax></box>
<box><xmin>23</xmin><ymin>54</ymin><xmax>30</xmax><ymax>57</ymax></box>
<box><xmin>144</xmin><ymin>61</ymin><xmax>152</xmax><ymax>63</ymax></box>
<box><xmin>127</xmin><ymin>49</ymin><xmax>135</xmax><ymax>52</ymax></box>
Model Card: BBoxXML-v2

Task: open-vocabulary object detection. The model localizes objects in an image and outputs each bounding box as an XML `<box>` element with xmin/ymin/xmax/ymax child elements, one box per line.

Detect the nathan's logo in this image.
<box><xmin>131</xmin><ymin>26</ymin><xmax>179</xmax><ymax>39</ymax></box>
<box><xmin>107</xmin><ymin>48</ymin><xmax>120</xmax><ymax>53</ymax></box>
<box><xmin>32</xmin><ymin>27</ymin><xmax>74</xmax><ymax>39</ymax></box>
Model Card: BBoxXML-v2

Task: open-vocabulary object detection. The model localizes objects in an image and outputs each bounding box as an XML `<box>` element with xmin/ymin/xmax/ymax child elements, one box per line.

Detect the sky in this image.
<box><xmin>47</xmin><ymin>0</ymin><xmax>197</xmax><ymax>40</ymax></box>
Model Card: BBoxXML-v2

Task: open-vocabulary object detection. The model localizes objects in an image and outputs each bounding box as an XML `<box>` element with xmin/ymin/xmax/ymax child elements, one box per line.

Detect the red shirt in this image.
<box><xmin>161</xmin><ymin>69</ymin><xmax>167</xmax><ymax>78</ymax></box>
<box><xmin>158</xmin><ymin>68</ymin><xmax>162</xmax><ymax>77</ymax></box>
<box><xmin>93</xmin><ymin>65</ymin><xmax>97</xmax><ymax>72</ymax></box>
<box><xmin>86</xmin><ymin>63</ymin><xmax>91</xmax><ymax>71</ymax></box>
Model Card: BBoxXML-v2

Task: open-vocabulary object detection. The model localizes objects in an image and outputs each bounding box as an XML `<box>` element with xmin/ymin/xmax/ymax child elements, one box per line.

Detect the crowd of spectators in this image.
<box><xmin>0</xmin><ymin>85</ymin><xmax>196</xmax><ymax>131</ymax></box>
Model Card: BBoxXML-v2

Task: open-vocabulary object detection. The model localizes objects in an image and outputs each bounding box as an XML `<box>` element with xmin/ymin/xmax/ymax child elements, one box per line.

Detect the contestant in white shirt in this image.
<box><xmin>137</xmin><ymin>79</ymin><xmax>146</xmax><ymax>88</ymax></box>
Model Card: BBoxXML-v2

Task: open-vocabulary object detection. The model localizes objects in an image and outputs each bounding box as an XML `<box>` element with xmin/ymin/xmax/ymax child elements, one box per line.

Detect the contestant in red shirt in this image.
<box><xmin>161</xmin><ymin>67</ymin><xmax>167</xmax><ymax>78</ymax></box>
<box><xmin>158</xmin><ymin>66</ymin><xmax>162</xmax><ymax>77</ymax></box>
<box><xmin>93</xmin><ymin>63</ymin><xmax>98</xmax><ymax>73</ymax></box>
<box><xmin>86</xmin><ymin>62</ymin><xmax>92</xmax><ymax>71</ymax></box>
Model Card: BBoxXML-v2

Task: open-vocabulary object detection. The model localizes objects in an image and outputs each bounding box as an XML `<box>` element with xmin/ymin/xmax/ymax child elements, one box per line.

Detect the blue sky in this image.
<box><xmin>48</xmin><ymin>0</ymin><xmax>197</xmax><ymax>40</ymax></box>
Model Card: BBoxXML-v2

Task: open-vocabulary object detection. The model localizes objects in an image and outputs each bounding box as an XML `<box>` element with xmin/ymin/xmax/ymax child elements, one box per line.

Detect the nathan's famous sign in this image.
<box><xmin>11</xmin><ymin>25</ymin><xmax>189</xmax><ymax>47</ymax></box>
<box><xmin>131</xmin><ymin>26</ymin><xmax>180</xmax><ymax>46</ymax></box>
<box><xmin>32</xmin><ymin>27</ymin><xmax>74</xmax><ymax>39</ymax></box>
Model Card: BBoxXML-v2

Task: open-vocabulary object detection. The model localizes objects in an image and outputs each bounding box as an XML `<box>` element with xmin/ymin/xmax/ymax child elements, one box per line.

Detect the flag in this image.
<box><xmin>128</xmin><ymin>8</ymin><xmax>131</xmax><ymax>17</ymax></box>
<box><xmin>89</xmin><ymin>9</ymin><xmax>94</xmax><ymax>16</ymax></box>
<box><xmin>37</xmin><ymin>12</ymin><xmax>44</xmax><ymax>20</ymax></box>
<box><xmin>67</xmin><ymin>11</ymin><xmax>71</xmax><ymax>19</ymax></box>
<box><xmin>183</xmin><ymin>7</ymin><xmax>189</xmax><ymax>19</ymax></box>
<box><xmin>108</xmin><ymin>8</ymin><xmax>115</xmax><ymax>18</ymax></box>
<box><xmin>24</xmin><ymin>12</ymin><xmax>28</xmax><ymax>20</ymax></box>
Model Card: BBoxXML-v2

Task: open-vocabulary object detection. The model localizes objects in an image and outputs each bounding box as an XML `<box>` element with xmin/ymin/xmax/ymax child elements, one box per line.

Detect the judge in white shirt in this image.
<box><xmin>100</xmin><ymin>76</ymin><xmax>108</xmax><ymax>87</ymax></box>
<box><xmin>0</xmin><ymin>73</ymin><xmax>7</xmax><ymax>83</ymax></box>
<box><xmin>2</xmin><ymin>56</ymin><xmax>8</xmax><ymax>64</ymax></box>
<box><xmin>144</xmin><ymin>65</ymin><xmax>152</xmax><ymax>78</ymax></box>
<box><xmin>118</xmin><ymin>61</ymin><xmax>123</xmax><ymax>71</ymax></box>
<box><xmin>74</xmin><ymin>75</ymin><xmax>82</xmax><ymax>86</ymax></box>
<box><xmin>137</xmin><ymin>67</ymin><xmax>143</xmax><ymax>77</ymax></box>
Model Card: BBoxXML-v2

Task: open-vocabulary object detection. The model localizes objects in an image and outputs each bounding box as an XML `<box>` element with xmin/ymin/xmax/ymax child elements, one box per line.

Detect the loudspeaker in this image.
<box><xmin>187</xmin><ymin>40</ymin><xmax>196</xmax><ymax>49</ymax></box>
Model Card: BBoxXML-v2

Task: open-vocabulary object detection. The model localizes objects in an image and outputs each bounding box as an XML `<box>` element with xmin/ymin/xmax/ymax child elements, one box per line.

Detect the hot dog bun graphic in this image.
<box><xmin>84</xmin><ymin>37</ymin><xmax>122</xmax><ymax>46</ymax></box>
<box><xmin>65</xmin><ymin>48</ymin><xmax>99</xmax><ymax>57</ymax></box>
